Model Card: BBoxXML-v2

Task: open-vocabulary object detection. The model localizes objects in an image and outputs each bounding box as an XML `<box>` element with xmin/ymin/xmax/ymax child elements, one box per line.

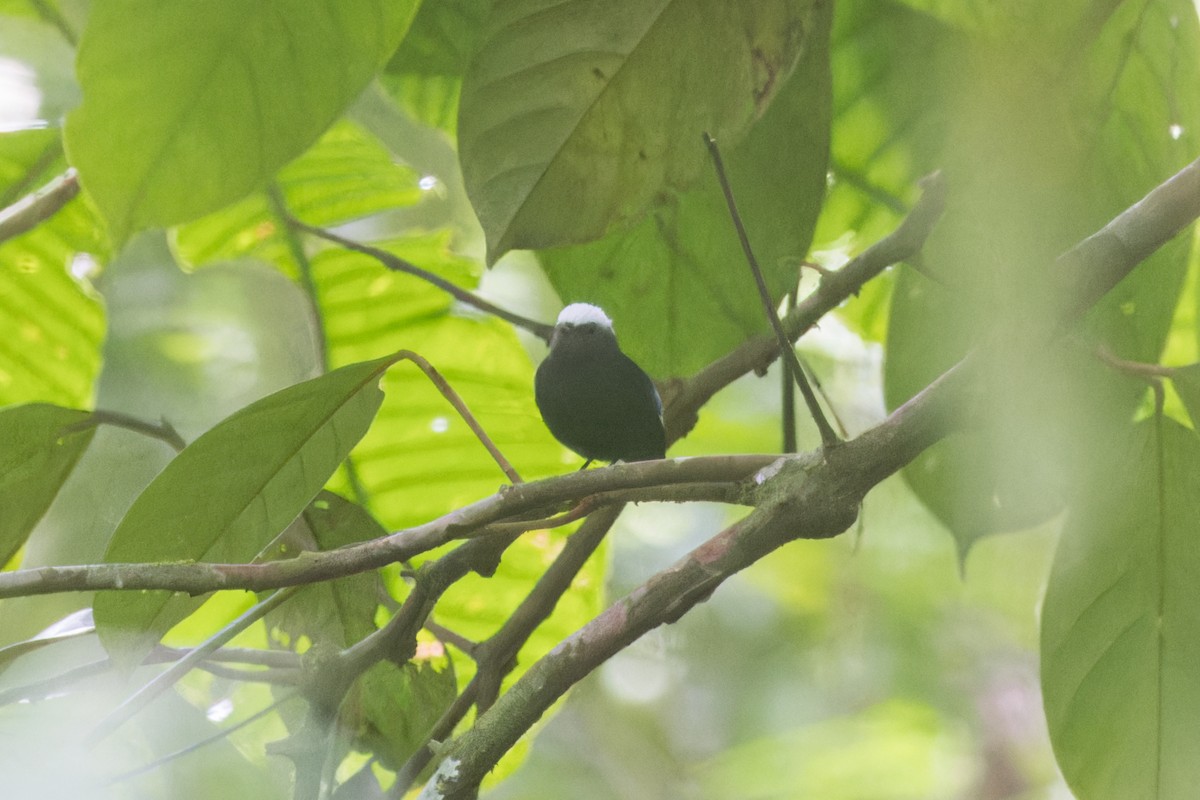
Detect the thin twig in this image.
<box><xmin>397</xmin><ymin>350</ymin><xmax>522</xmax><ymax>484</ymax></box>
<box><xmin>62</xmin><ymin>409</ymin><xmax>187</xmax><ymax>452</ymax></box>
<box><xmin>0</xmin><ymin>169</ymin><xmax>80</xmax><ymax>245</ymax></box>
<box><xmin>703</xmin><ymin>132</ymin><xmax>839</xmax><ymax>448</ymax></box>
<box><xmin>268</xmin><ymin>185</ymin><xmax>330</xmax><ymax>370</ymax></box>
<box><xmin>287</xmin><ymin>216</ymin><xmax>554</xmax><ymax>342</ymax></box>
<box><xmin>102</xmin><ymin>692</ymin><xmax>302</xmax><ymax>786</ymax></box>
<box><xmin>85</xmin><ymin>587</ymin><xmax>300</xmax><ymax>745</ymax></box>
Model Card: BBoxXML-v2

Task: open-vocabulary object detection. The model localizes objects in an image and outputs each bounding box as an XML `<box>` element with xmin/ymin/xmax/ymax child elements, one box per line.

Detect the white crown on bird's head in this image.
<box><xmin>556</xmin><ymin>303</ymin><xmax>613</xmax><ymax>329</ymax></box>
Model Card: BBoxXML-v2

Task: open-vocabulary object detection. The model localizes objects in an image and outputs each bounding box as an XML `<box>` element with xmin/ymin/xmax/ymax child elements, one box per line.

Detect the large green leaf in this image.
<box><xmin>94</xmin><ymin>354</ymin><xmax>400</xmax><ymax>663</ymax></box>
<box><xmin>883</xmin><ymin>0</ymin><xmax>1200</xmax><ymax>544</ymax></box>
<box><xmin>0</xmin><ymin>404</ymin><xmax>95</xmax><ymax>566</ymax></box>
<box><xmin>382</xmin><ymin>0</ymin><xmax>490</xmax><ymax>133</ymax></box>
<box><xmin>538</xmin><ymin>0</ymin><xmax>831</xmax><ymax>377</ymax></box>
<box><xmin>64</xmin><ymin>0</ymin><xmax>419</xmax><ymax>241</ymax></box>
<box><xmin>173</xmin><ymin>120</ymin><xmax>422</xmax><ymax>276</ymax></box>
<box><xmin>1042</xmin><ymin>417</ymin><xmax>1200</xmax><ymax>799</ymax></box>
<box><xmin>459</xmin><ymin>0</ymin><xmax>814</xmax><ymax>264</ymax></box>
<box><xmin>0</xmin><ymin>131</ymin><xmax>106</xmax><ymax>408</ymax></box>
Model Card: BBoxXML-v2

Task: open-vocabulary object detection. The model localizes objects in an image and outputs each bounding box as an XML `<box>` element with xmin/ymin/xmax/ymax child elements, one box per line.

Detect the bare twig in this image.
<box><xmin>668</xmin><ymin>170</ymin><xmax>946</xmax><ymax>439</ymax></box>
<box><xmin>287</xmin><ymin>216</ymin><xmax>554</xmax><ymax>342</ymax></box>
<box><xmin>62</xmin><ymin>409</ymin><xmax>187</xmax><ymax>452</ymax></box>
<box><xmin>85</xmin><ymin>587</ymin><xmax>299</xmax><ymax>745</ymax></box>
<box><xmin>102</xmin><ymin>692</ymin><xmax>302</xmax><ymax>786</ymax></box>
<box><xmin>397</xmin><ymin>350</ymin><xmax>523</xmax><ymax>484</ymax></box>
<box><xmin>703</xmin><ymin>132</ymin><xmax>839</xmax><ymax>448</ymax></box>
<box><xmin>0</xmin><ymin>169</ymin><xmax>80</xmax><ymax>245</ymax></box>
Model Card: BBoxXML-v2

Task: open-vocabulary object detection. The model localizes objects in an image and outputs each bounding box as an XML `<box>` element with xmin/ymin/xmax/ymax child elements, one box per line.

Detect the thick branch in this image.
<box><xmin>427</xmin><ymin>155</ymin><xmax>1200</xmax><ymax>796</ymax></box>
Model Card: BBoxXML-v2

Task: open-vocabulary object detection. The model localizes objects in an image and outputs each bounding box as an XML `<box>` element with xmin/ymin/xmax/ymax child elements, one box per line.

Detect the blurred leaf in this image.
<box><xmin>0</xmin><ymin>14</ymin><xmax>79</xmax><ymax>122</ymax></box>
<box><xmin>1042</xmin><ymin>417</ymin><xmax>1200</xmax><ymax>799</ymax></box>
<box><xmin>64</xmin><ymin>0</ymin><xmax>419</xmax><ymax>241</ymax></box>
<box><xmin>0</xmin><ymin>403</ymin><xmax>95</xmax><ymax>566</ymax></box>
<box><xmin>382</xmin><ymin>0</ymin><xmax>490</xmax><ymax>133</ymax></box>
<box><xmin>0</xmin><ymin>131</ymin><xmax>106</xmax><ymax>408</ymax></box>
<box><xmin>538</xmin><ymin>0</ymin><xmax>831</xmax><ymax>377</ymax></box>
<box><xmin>892</xmin><ymin>0</ymin><xmax>1121</xmax><ymax>45</ymax></box>
<box><xmin>355</xmin><ymin>659</ymin><xmax>456</xmax><ymax>771</ymax></box>
<box><xmin>1173</xmin><ymin>362</ymin><xmax>1200</xmax><ymax>428</ymax></box>
<box><xmin>174</xmin><ymin>120</ymin><xmax>422</xmax><ymax>276</ymax></box>
<box><xmin>817</xmin><ymin>4</ymin><xmax>965</xmax><ymax>341</ymax></box>
<box><xmin>459</xmin><ymin>0</ymin><xmax>813</xmax><ymax>264</ymax></box>
<box><xmin>820</xmin><ymin>4</ymin><xmax>959</xmax><ymax>248</ymax></box>
<box><xmin>698</xmin><ymin>700</ymin><xmax>972</xmax><ymax>800</ymax></box>
<box><xmin>0</xmin><ymin>608</ymin><xmax>93</xmax><ymax>671</ymax></box>
<box><xmin>266</xmin><ymin>491</ymin><xmax>387</xmax><ymax>650</ymax></box>
<box><xmin>94</xmin><ymin>354</ymin><xmax>400</xmax><ymax>666</ymax></box>
<box><xmin>884</xmin><ymin>0</ymin><xmax>1200</xmax><ymax>543</ymax></box>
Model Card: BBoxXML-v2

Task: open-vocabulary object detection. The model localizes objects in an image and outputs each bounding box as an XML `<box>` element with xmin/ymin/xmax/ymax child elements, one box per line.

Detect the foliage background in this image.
<box><xmin>1</xmin><ymin>0</ymin><xmax>1199</xmax><ymax>798</ymax></box>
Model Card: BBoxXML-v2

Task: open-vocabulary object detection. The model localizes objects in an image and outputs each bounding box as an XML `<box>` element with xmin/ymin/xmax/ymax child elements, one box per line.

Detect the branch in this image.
<box><xmin>398</xmin><ymin>350</ymin><xmax>523</xmax><ymax>484</ymax></box>
<box><xmin>667</xmin><ymin>170</ymin><xmax>946</xmax><ymax>437</ymax></box>
<box><xmin>287</xmin><ymin>216</ymin><xmax>554</xmax><ymax>342</ymax></box>
<box><xmin>0</xmin><ymin>169</ymin><xmax>79</xmax><ymax>246</ymax></box>
<box><xmin>426</xmin><ymin>154</ymin><xmax>1200</xmax><ymax>796</ymax></box>
<box><xmin>0</xmin><ymin>455</ymin><xmax>774</xmax><ymax>599</ymax></box>
<box><xmin>703</xmin><ymin>131</ymin><xmax>839</xmax><ymax>447</ymax></box>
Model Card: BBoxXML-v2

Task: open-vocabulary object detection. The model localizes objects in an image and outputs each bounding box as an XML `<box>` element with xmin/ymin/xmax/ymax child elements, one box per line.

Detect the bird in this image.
<box><xmin>535</xmin><ymin>303</ymin><xmax>667</xmax><ymax>466</ymax></box>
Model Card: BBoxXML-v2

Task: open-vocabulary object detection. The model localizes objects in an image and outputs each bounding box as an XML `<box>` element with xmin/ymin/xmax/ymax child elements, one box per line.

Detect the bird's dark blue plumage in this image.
<box><xmin>535</xmin><ymin>303</ymin><xmax>666</xmax><ymax>464</ymax></box>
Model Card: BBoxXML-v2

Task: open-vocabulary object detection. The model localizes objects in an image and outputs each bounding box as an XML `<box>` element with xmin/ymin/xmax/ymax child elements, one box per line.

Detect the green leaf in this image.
<box><xmin>698</xmin><ymin>700</ymin><xmax>972</xmax><ymax>800</ymax></box>
<box><xmin>1173</xmin><ymin>362</ymin><xmax>1200</xmax><ymax>429</ymax></box>
<box><xmin>0</xmin><ymin>131</ymin><xmax>107</xmax><ymax>408</ymax></box>
<box><xmin>265</xmin><ymin>491</ymin><xmax>387</xmax><ymax>649</ymax></box>
<box><xmin>884</xmin><ymin>0</ymin><xmax>1200</xmax><ymax>542</ymax></box>
<box><xmin>1041</xmin><ymin>417</ymin><xmax>1200</xmax><ymax>799</ymax></box>
<box><xmin>355</xmin><ymin>659</ymin><xmax>457</xmax><ymax>771</ymax></box>
<box><xmin>818</xmin><ymin>4</ymin><xmax>966</xmax><ymax>341</ymax></box>
<box><xmin>94</xmin><ymin>354</ymin><xmax>401</xmax><ymax>664</ymax></box>
<box><xmin>64</xmin><ymin>0</ymin><xmax>420</xmax><ymax>241</ymax></box>
<box><xmin>173</xmin><ymin>120</ymin><xmax>422</xmax><ymax>275</ymax></box>
<box><xmin>382</xmin><ymin>0</ymin><xmax>490</xmax><ymax>133</ymax></box>
<box><xmin>539</xmin><ymin>0</ymin><xmax>831</xmax><ymax>377</ymax></box>
<box><xmin>459</xmin><ymin>0</ymin><xmax>814</xmax><ymax>264</ymax></box>
<box><xmin>0</xmin><ymin>404</ymin><xmax>95</xmax><ymax>566</ymax></box>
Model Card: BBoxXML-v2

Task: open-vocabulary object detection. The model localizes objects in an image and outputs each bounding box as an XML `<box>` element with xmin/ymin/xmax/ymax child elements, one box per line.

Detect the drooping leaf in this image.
<box><xmin>94</xmin><ymin>354</ymin><xmax>402</xmax><ymax>664</ymax></box>
<box><xmin>0</xmin><ymin>404</ymin><xmax>95</xmax><ymax>566</ymax></box>
<box><xmin>64</xmin><ymin>0</ymin><xmax>419</xmax><ymax>241</ymax></box>
<box><xmin>459</xmin><ymin>0</ymin><xmax>815</xmax><ymax>264</ymax></box>
<box><xmin>1042</xmin><ymin>417</ymin><xmax>1200</xmax><ymax>799</ymax></box>
<box><xmin>539</xmin><ymin>0</ymin><xmax>831</xmax><ymax>377</ymax></box>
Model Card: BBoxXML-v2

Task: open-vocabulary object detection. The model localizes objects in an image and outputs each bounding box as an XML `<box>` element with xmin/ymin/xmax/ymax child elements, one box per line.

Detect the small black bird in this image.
<box><xmin>535</xmin><ymin>303</ymin><xmax>666</xmax><ymax>465</ymax></box>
